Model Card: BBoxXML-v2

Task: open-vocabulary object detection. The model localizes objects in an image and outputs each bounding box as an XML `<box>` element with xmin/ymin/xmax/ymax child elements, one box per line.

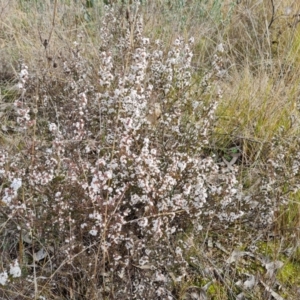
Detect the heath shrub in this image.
<box><xmin>0</xmin><ymin>2</ymin><xmax>295</xmax><ymax>299</ymax></box>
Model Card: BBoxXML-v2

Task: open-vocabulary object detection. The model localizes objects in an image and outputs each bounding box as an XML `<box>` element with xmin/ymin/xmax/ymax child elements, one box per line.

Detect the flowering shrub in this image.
<box><xmin>1</xmin><ymin>2</ymin><xmax>298</xmax><ymax>299</ymax></box>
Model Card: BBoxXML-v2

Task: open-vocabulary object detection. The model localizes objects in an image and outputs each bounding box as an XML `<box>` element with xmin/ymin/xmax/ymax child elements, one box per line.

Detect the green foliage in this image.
<box><xmin>278</xmin><ymin>261</ymin><xmax>300</xmax><ymax>286</ymax></box>
<box><xmin>207</xmin><ymin>282</ymin><xmax>227</xmax><ymax>299</ymax></box>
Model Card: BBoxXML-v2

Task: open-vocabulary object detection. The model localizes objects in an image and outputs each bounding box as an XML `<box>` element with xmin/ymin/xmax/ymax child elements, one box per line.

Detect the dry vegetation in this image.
<box><xmin>1</xmin><ymin>0</ymin><xmax>300</xmax><ymax>299</ymax></box>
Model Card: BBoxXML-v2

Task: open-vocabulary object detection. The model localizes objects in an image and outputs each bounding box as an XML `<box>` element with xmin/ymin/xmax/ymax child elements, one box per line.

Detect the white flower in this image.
<box><xmin>139</xmin><ymin>256</ymin><xmax>149</xmax><ymax>266</ymax></box>
<box><xmin>150</xmin><ymin>148</ymin><xmax>157</xmax><ymax>155</ymax></box>
<box><xmin>138</xmin><ymin>217</ymin><xmax>148</xmax><ymax>227</ymax></box>
<box><xmin>216</xmin><ymin>43</ymin><xmax>225</xmax><ymax>53</ymax></box>
<box><xmin>154</xmin><ymin>271</ymin><xmax>167</xmax><ymax>282</ymax></box>
<box><xmin>11</xmin><ymin>178</ymin><xmax>22</xmax><ymax>191</ymax></box>
<box><xmin>81</xmin><ymin>223</ymin><xmax>87</xmax><ymax>229</ymax></box>
<box><xmin>175</xmin><ymin>247</ymin><xmax>183</xmax><ymax>257</ymax></box>
<box><xmin>105</xmin><ymin>170</ymin><xmax>113</xmax><ymax>179</ymax></box>
<box><xmin>189</xmin><ymin>37</ymin><xmax>195</xmax><ymax>44</ymax></box>
<box><xmin>49</xmin><ymin>123</ymin><xmax>57</xmax><ymax>132</ymax></box>
<box><xmin>2</xmin><ymin>188</ymin><xmax>14</xmax><ymax>205</ymax></box>
<box><xmin>89</xmin><ymin>229</ymin><xmax>98</xmax><ymax>236</ymax></box>
<box><xmin>0</xmin><ymin>271</ymin><xmax>8</xmax><ymax>286</ymax></box>
<box><xmin>177</xmin><ymin>161</ymin><xmax>186</xmax><ymax>171</ymax></box>
<box><xmin>19</xmin><ymin>65</ymin><xmax>28</xmax><ymax>79</ymax></box>
<box><xmin>174</xmin><ymin>38</ymin><xmax>181</xmax><ymax>46</ymax></box>
<box><xmin>142</xmin><ymin>37</ymin><xmax>150</xmax><ymax>45</ymax></box>
<box><xmin>79</xmin><ymin>92</ymin><xmax>88</xmax><ymax>107</ymax></box>
<box><xmin>9</xmin><ymin>260</ymin><xmax>21</xmax><ymax>278</ymax></box>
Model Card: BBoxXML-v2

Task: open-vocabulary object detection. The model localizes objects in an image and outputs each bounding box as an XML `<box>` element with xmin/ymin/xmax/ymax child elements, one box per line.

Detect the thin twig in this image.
<box><xmin>125</xmin><ymin>210</ymin><xmax>185</xmax><ymax>224</ymax></box>
<box><xmin>47</xmin><ymin>0</ymin><xmax>58</xmax><ymax>45</ymax></box>
<box><xmin>268</xmin><ymin>0</ymin><xmax>275</xmax><ymax>29</ymax></box>
<box><xmin>38</xmin><ymin>0</ymin><xmax>57</xmax><ymax>50</ymax></box>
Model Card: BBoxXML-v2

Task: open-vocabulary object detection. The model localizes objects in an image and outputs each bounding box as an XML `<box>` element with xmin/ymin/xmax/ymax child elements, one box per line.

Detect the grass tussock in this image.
<box><xmin>1</xmin><ymin>0</ymin><xmax>300</xmax><ymax>299</ymax></box>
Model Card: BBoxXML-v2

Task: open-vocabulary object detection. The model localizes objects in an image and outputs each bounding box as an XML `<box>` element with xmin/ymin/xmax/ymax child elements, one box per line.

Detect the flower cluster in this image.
<box><xmin>0</xmin><ymin>259</ymin><xmax>21</xmax><ymax>286</ymax></box>
<box><xmin>13</xmin><ymin>64</ymin><xmax>36</xmax><ymax>130</ymax></box>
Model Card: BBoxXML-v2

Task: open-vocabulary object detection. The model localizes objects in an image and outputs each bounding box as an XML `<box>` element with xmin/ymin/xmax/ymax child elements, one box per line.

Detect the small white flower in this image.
<box><xmin>175</xmin><ymin>247</ymin><xmax>182</xmax><ymax>257</ymax></box>
<box><xmin>189</xmin><ymin>37</ymin><xmax>195</xmax><ymax>44</ymax></box>
<box><xmin>154</xmin><ymin>271</ymin><xmax>167</xmax><ymax>282</ymax></box>
<box><xmin>9</xmin><ymin>260</ymin><xmax>21</xmax><ymax>278</ymax></box>
<box><xmin>2</xmin><ymin>188</ymin><xmax>14</xmax><ymax>205</ymax></box>
<box><xmin>105</xmin><ymin>170</ymin><xmax>113</xmax><ymax>179</ymax></box>
<box><xmin>139</xmin><ymin>256</ymin><xmax>149</xmax><ymax>266</ymax></box>
<box><xmin>19</xmin><ymin>66</ymin><xmax>28</xmax><ymax>79</ymax></box>
<box><xmin>79</xmin><ymin>92</ymin><xmax>88</xmax><ymax>107</ymax></box>
<box><xmin>49</xmin><ymin>123</ymin><xmax>57</xmax><ymax>132</ymax></box>
<box><xmin>89</xmin><ymin>229</ymin><xmax>98</xmax><ymax>236</ymax></box>
<box><xmin>150</xmin><ymin>148</ymin><xmax>157</xmax><ymax>155</ymax></box>
<box><xmin>11</xmin><ymin>178</ymin><xmax>22</xmax><ymax>191</ymax></box>
<box><xmin>174</xmin><ymin>38</ymin><xmax>181</xmax><ymax>46</ymax></box>
<box><xmin>138</xmin><ymin>217</ymin><xmax>148</xmax><ymax>227</ymax></box>
<box><xmin>216</xmin><ymin>43</ymin><xmax>225</xmax><ymax>53</ymax></box>
<box><xmin>177</xmin><ymin>161</ymin><xmax>186</xmax><ymax>171</ymax></box>
<box><xmin>142</xmin><ymin>37</ymin><xmax>149</xmax><ymax>45</ymax></box>
<box><xmin>0</xmin><ymin>271</ymin><xmax>8</xmax><ymax>286</ymax></box>
<box><xmin>197</xmin><ymin>224</ymin><xmax>203</xmax><ymax>231</ymax></box>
